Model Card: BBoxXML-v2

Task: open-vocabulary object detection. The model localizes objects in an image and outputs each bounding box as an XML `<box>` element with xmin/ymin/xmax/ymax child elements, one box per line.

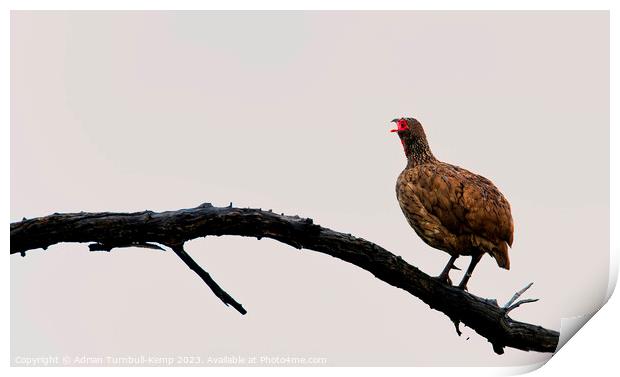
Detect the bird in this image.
<box><xmin>391</xmin><ymin>117</ymin><xmax>514</xmax><ymax>291</ymax></box>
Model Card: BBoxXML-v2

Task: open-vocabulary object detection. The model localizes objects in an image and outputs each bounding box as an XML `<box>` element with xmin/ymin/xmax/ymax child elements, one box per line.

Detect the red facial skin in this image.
<box><xmin>390</xmin><ymin>119</ymin><xmax>409</xmax><ymax>150</ymax></box>
<box><xmin>390</xmin><ymin>119</ymin><xmax>409</xmax><ymax>133</ymax></box>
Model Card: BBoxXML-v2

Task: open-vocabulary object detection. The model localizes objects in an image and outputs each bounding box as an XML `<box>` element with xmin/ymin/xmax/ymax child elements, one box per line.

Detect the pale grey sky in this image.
<box><xmin>11</xmin><ymin>11</ymin><xmax>609</xmax><ymax>366</ymax></box>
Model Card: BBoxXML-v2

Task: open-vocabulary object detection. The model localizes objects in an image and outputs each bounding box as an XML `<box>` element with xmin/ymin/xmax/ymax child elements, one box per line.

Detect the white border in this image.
<box><xmin>1</xmin><ymin>0</ymin><xmax>616</xmax><ymax>11</ymax></box>
<box><xmin>3</xmin><ymin>1</ymin><xmax>616</xmax><ymax>376</ymax></box>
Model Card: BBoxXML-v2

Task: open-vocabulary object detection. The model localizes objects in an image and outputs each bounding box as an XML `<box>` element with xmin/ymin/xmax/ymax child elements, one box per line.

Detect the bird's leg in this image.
<box><xmin>436</xmin><ymin>255</ymin><xmax>458</xmax><ymax>285</ymax></box>
<box><xmin>457</xmin><ymin>253</ymin><xmax>483</xmax><ymax>291</ymax></box>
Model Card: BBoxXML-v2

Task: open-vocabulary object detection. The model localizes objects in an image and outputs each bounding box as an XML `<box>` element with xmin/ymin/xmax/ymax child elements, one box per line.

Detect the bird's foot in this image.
<box><xmin>457</xmin><ymin>274</ymin><xmax>470</xmax><ymax>291</ymax></box>
<box><xmin>457</xmin><ymin>279</ymin><xmax>471</xmax><ymax>291</ymax></box>
<box><xmin>434</xmin><ymin>273</ymin><xmax>452</xmax><ymax>286</ymax></box>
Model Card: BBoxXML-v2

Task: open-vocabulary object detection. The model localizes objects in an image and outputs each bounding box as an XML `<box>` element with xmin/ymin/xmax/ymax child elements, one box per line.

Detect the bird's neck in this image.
<box><xmin>404</xmin><ymin>136</ymin><xmax>436</xmax><ymax>168</ymax></box>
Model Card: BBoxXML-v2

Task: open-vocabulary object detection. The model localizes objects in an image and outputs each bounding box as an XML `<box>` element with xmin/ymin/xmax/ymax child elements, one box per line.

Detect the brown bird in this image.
<box><xmin>391</xmin><ymin>117</ymin><xmax>514</xmax><ymax>290</ymax></box>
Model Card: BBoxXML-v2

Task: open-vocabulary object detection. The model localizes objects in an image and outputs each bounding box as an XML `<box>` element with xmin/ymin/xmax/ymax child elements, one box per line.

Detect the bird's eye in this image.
<box><xmin>398</xmin><ymin>120</ymin><xmax>408</xmax><ymax>130</ymax></box>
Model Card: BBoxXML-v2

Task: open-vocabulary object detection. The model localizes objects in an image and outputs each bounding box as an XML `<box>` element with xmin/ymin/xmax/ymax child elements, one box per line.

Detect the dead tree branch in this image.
<box><xmin>170</xmin><ymin>242</ymin><xmax>247</xmax><ymax>315</ymax></box>
<box><xmin>10</xmin><ymin>203</ymin><xmax>559</xmax><ymax>355</ymax></box>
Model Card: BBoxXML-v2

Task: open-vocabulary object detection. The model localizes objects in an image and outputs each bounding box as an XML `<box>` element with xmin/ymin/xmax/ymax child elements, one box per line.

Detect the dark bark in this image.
<box><xmin>10</xmin><ymin>203</ymin><xmax>559</xmax><ymax>354</ymax></box>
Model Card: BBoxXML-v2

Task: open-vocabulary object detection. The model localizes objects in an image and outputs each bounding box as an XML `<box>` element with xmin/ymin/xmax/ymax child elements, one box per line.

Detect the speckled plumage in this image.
<box><xmin>392</xmin><ymin>117</ymin><xmax>514</xmax><ymax>288</ymax></box>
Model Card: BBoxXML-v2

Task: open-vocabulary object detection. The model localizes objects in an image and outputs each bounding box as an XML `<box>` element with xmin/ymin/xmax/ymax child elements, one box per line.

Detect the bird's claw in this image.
<box><xmin>434</xmin><ymin>274</ymin><xmax>452</xmax><ymax>286</ymax></box>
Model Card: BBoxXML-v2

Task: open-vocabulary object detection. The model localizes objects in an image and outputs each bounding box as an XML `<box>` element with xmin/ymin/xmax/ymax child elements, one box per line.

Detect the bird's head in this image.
<box><xmin>390</xmin><ymin>117</ymin><xmax>420</xmax><ymax>149</ymax></box>
<box><xmin>390</xmin><ymin>118</ymin><xmax>411</xmax><ymax>134</ymax></box>
<box><xmin>390</xmin><ymin>117</ymin><xmax>435</xmax><ymax>164</ymax></box>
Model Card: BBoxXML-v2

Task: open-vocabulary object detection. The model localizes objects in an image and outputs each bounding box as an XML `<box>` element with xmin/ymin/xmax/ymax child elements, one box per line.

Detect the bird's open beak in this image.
<box><xmin>390</xmin><ymin>118</ymin><xmax>399</xmax><ymax>133</ymax></box>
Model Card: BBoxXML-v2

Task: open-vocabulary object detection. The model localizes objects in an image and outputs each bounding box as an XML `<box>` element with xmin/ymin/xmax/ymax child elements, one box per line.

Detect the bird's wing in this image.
<box><xmin>401</xmin><ymin>163</ymin><xmax>514</xmax><ymax>246</ymax></box>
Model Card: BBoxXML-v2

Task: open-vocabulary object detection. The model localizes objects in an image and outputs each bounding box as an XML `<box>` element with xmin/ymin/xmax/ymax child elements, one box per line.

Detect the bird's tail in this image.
<box><xmin>491</xmin><ymin>242</ymin><xmax>511</xmax><ymax>270</ymax></box>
